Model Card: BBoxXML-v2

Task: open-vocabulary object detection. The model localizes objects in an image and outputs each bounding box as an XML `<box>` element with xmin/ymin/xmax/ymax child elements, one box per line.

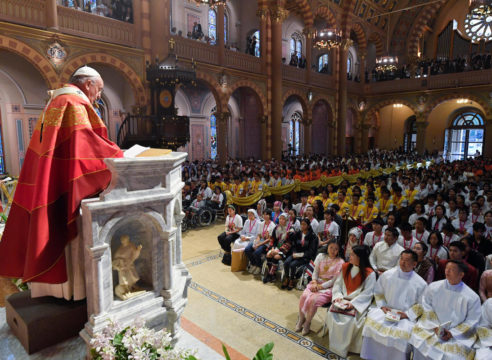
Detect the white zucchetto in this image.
<box><xmin>72</xmin><ymin>66</ymin><xmax>101</xmax><ymax>78</ymax></box>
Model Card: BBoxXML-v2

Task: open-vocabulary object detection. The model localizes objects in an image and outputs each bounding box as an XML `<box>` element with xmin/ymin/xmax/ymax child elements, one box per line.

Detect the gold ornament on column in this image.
<box><xmin>189</xmin><ymin>0</ymin><xmax>227</xmax><ymax>9</ymax></box>
<box><xmin>256</xmin><ymin>8</ymin><xmax>269</xmax><ymax>20</ymax></box>
<box><xmin>342</xmin><ymin>38</ymin><xmax>354</xmax><ymax>50</ymax></box>
<box><xmin>270</xmin><ymin>7</ymin><xmax>289</xmax><ymax>24</ymax></box>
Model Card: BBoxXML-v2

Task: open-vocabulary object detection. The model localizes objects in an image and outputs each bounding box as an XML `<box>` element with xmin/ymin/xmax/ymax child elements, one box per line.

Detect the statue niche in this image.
<box><xmin>112</xmin><ymin>235</ymin><xmax>144</xmax><ymax>300</ymax></box>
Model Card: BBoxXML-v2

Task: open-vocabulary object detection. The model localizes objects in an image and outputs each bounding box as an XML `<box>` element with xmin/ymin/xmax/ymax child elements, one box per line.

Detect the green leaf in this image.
<box><xmin>185</xmin><ymin>356</ymin><xmax>198</xmax><ymax>360</ymax></box>
<box><xmin>253</xmin><ymin>342</ymin><xmax>274</xmax><ymax>360</ymax></box>
<box><xmin>222</xmin><ymin>344</ymin><xmax>231</xmax><ymax>360</ymax></box>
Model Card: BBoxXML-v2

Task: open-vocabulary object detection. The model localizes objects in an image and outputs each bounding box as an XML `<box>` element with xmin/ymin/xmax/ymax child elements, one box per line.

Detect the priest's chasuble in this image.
<box><xmin>361</xmin><ymin>266</ymin><xmax>427</xmax><ymax>360</ymax></box>
<box><xmin>0</xmin><ymin>84</ymin><xmax>123</xmax><ymax>284</ymax></box>
<box><xmin>475</xmin><ymin>298</ymin><xmax>492</xmax><ymax>360</ymax></box>
<box><xmin>409</xmin><ymin>279</ymin><xmax>481</xmax><ymax>360</ymax></box>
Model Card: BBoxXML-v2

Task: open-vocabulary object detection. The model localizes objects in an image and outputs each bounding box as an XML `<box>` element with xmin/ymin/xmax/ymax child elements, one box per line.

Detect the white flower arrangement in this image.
<box><xmin>90</xmin><ymin>318</ymin><xmax>197</xmax><ymax>360</ymax></box>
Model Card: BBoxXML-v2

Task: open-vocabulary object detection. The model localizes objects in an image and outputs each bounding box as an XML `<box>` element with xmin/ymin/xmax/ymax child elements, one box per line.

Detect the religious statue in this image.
<box><xmin>112</xmin><ymin>235</ymin><xmax>145</xmax><ymax>300</ymax></box>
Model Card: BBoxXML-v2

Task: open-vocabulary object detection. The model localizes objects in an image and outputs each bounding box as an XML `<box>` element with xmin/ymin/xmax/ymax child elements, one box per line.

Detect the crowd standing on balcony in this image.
<box><xmin>371</xmin><ymin>52</ymin><xmax>492</xmax><ymax>82</ymax></box>
<box><xmin>182</xmin><ymin>150</ymin><xmax>492</xmax><ymax>358</ymax></box>
<box><xmin>61</xmin><ymin>0</ymin><xmax>133</xmax><ymax>23</ymax></box>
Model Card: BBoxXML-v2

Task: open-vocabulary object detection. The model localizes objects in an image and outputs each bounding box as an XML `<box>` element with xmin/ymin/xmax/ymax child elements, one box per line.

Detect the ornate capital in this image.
<box><xmin>259</xmin><ymin>115</ymin><xmax>268</xmax><ymax>124</ymax></box>
<box><xmin>341</xmin><ymin>38</ymin><xmax>354</xmax><ymax>50</ymax></box>
<box><xmin>270</xmin><ymin>7</ymin><xmax>289</xmax><ymax>24</ymax></box>
<box><xmin>215</xmin><ymin>112</ymin><xmax>231</xmax><ymax>123</ymax></box>
<box><xmin>304</xmin><ymin>118</ymin><xmax>313</xmax><ymax>126</ymax></box>
<box><xmin>256</xmin><ymin>8</ymin><xmax>269</xmax><ymax>20</ymax></box>
<box><xmin>303</xmin><ymin>26</ymin><xmax>316</xmax><ymax>39</ymax></box>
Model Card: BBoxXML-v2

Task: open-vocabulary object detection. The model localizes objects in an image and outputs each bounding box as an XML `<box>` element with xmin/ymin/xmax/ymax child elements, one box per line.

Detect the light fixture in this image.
<box><xmin>189</xmin><ymin>0</ymin><xmax>227</xmax><ymax>8</ymax></box>
<box><xmin>393</xmin><ymin>103</ymin><xmax>403</xmax><ymax>108</ymax></box>
<box><xmin>457</xmin><ymin>98</ymin><xmax>470</xmax><ymax>104</ymax></box>
<box><xmin>313</xmin><ymin>28</ymin><xmax>342</xmax><ymax>49</ymax></box>
<box><xmin>375</xmin><ymin>13</ymin><xmax>398</xmax><ymax>72</ymax></box>
<box><xmin>465</xmin><ymin>0</ymin><xmax>492</xmax><ymax>43</ymax></box>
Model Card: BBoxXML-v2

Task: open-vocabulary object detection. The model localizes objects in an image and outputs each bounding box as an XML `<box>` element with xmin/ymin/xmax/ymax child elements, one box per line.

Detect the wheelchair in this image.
<box><xmin>182</xmin><ymin>206</ymin><xmax>213</xmax><ymax>230</ymax></box>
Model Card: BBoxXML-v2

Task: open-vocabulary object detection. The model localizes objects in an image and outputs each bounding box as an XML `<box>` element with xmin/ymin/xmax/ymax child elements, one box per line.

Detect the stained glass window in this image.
<box><xmin>318</xmin><ymin>54</ymin><xmax>329</xmax><ymax>71</ymax></box>
<box><xmin>253</xmin><ymin>30</ymin><xmax>260</xmax><ymax>57</ymax></box>
<box><xmin>224</xmin><ymin>14</ymin><xmax>228</xmax><ymax>44</ymax></box>
<box><xmin>290</xmin><ymin>112</ymin><xmax>302</xmax><ymax>155</ymax></box>
<box><xmin>296</xmin><ymin>40</ymin><xmax>302</xmax><ymax>60</ymax></box>
<box><xmin>208</xmin><ymin>9</ymin><xmax>217</xmax><ymax>44</ymax></box>
<box><xmin>446</xmin><ymin>111</ymin><xmax>484</xmax><ymax>161</ymax></box>
<box><xmin>0</xmin><ymin>124</ymin><xmax>4</xmax><ymax>174</ymax></box>
<box><xmin>210</xmin><ymin>108</ymin><xmax>217</xmax><ymax>160</ymax></box>
<box><xmin>347</xmin><ymin>55</ymin><xmax>352</xmax><ymax>74</ymax></box>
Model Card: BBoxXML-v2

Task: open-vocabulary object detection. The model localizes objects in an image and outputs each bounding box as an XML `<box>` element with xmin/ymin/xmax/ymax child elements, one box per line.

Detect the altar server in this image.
<box><xmin>409</xmin><ymin>260</ymin><xmax>481</xmax><ymax>360</ymax></box>
<box><xmin>475</xmin><ymin>298</ymin><xmax>492</xmax><ymax>360</ymax></box>
<box><xmin>361</xmin><ymin>249</ymin><xmax>427</xmax><ymax>360</ymax></box>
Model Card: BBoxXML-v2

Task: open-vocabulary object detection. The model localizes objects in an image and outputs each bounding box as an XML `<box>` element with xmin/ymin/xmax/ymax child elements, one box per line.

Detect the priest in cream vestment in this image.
<box><xmin>361</xmin><ymin>249</ymin><xmax>427</xmax><ymax>360</ymax></box>
<box><xmin>475</xmin><ymin>298</ymin><xmax>492</xmax><ymax>360</ymax></box>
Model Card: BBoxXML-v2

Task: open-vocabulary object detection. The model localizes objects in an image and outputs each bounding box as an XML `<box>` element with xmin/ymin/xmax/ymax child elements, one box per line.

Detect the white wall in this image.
<box><xmin>282</xmin><ymin>15</ymin><xmax>305</xmax><ymax>61</ymax></box>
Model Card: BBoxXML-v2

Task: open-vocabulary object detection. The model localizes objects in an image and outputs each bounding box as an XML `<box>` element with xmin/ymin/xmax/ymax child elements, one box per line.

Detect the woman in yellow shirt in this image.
<box><xmin>361</xmin><ymin>196</ymin><xmax>379</xmax><ymax>226</ymax></box>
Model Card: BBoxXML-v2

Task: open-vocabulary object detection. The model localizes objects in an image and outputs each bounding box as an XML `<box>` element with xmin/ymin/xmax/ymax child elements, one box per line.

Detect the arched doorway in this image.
<box><xmin>346</xmin><ymin>108</ymin><xmax>356</xmax><ymax>154</ymax></box>
<box><xmin>444</xmin><ymin>110</ymin><xmax>485</xmax><ymax>160</ymax></box>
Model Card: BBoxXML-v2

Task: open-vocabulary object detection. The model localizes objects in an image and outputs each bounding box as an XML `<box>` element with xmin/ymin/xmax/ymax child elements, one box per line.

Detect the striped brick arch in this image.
<box><xmin>365</xmin><ymin>99</ymin><xmax>419</xmax><ymax>125</ymax></box>
<box><xmin>227</xmin><ymin>80</ymin><xmax>267</xmax><ymax>116</ymax></box>
<box><xmin>195</xmin><ymin>71</ymin><xmax>226</xmax><ymax>114</ymax></box>
<box><xmin>293</xmin><ymin>0</ymin><xmax>314</xmax><ymax>27</ymax></box>
<box><xmin>282</xmin><ymin>89</ymin><xmax>310</xmax><ymax>121</ymax></box>
<box><xmin>368</xmin><ymin>32</ymin><xmax>384</xmax><ymax>57</ymax></box>
<box><xmin>407</xmin><ymin>0</ymin><xmax>446</xmax><ymax>58</ymax></box>
<box><xmin>350</xmin><ymin>22</ymin><xmax>367</xmax><ymax>55</ymax></box>
<box><xmin>311</xmin><ymin>95</ymin><xmax>335</xmax><ymax>119</ymax></box>
<box><xmin>0</xmin><ymin>35</ymin><xmax>58</xmax><ymax>89</ymax></box>
<box><xmin>314</xmin><ymin>6</ymin><xmax>336</xmax><ymax>27</ymax></box>
<box><xmin>424</xmin><ymin>94</ymin><xmax>492</xmax><ymax>119</ymax></box>
<box><xmin>60</xmin><ymin>54</ymin><xmax>147</xmax><ymax>105</ymax></box>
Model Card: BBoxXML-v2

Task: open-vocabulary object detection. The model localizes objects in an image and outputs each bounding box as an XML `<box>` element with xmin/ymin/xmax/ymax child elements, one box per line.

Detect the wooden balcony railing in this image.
<box><xmin>310</xmin><ymin>71</ymin><xmax>333</xmax><ymax>88</ymax></box>
<box><xmin>282</xmin><ymin>65</ymin><xmax>306</xmax><ymax>83</ymax></box>
<box><xmin>224</xmin><ymin>50</ymin><xmax>261</xmax><ymax>73</ymax></box>
<box><xmin>172</xmin><ymin>36</ymin><xmax>218</xmax><ymax>65</ymax></box>
<box><xmin>0</xmin><ymin>0</ymin><xmax>45</xmax><ymax>28</ymax></box>
<box><xmin>57</xmin><ymin>5</ymin><xmax>136</xmax><ymax>47</ymax></box>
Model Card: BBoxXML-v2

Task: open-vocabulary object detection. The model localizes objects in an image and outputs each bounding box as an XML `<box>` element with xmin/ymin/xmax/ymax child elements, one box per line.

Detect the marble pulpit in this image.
<box><xmin>79</xmin><ymin>152</ymin><xmax>191</xmax><ymax>356</ymax></box>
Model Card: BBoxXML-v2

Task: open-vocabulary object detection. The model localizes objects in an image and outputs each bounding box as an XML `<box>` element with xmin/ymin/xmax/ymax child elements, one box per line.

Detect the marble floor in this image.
<box><xmin>0</xmin><ymin>222</ymin><xmax>361</xmax><ymax>359</ymax></box>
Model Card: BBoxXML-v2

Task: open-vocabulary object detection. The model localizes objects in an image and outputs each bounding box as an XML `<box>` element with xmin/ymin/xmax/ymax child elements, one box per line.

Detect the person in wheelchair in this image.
<box><xmin>263</xmin><ymin>213</ymin><xmax>293</xmax><ymax>283</ymax></box>
<box><xmin>186</xmin><ymin>193</ymin><xmax>205</xmax><ymax>216</ymax></box>
<box><xmin>281</xmin><ymin>218</ymin><xmax>318</xmax><ymax>291</ymax></box>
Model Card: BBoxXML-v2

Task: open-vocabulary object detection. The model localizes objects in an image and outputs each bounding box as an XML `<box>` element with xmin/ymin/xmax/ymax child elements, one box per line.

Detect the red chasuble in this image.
<box><xmin>0</xmin><ymin>85</ymin><xmax>123</xmax><ymax>283</ymax></box>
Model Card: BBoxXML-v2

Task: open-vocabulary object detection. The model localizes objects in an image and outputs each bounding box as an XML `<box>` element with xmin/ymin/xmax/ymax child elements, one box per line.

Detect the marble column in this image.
<box><xmin>270</xmin><ymin>6</ymin><xmax>288</xmax><ymax>160</ymax></box>
<box><xmin>46</xmin><ymin>0</ymin><xmax>58</xmax><ymax>31</ymax></box>
<box><xmin>216</xmin><ymin>112</ymin><xmax>229</xmax><ymax>165</ymax></box>
<box><xmin>303</xmin><ymin>119</ymin><xmax>312</xmax><ymax>154</ymax></box>
<box><xmin>217</xmin><ymin>4</ymin><xmax>225</xmax><ymax>65</ymax></box>
<box><xmin>336</xmin><ymin>40</ymin><xmax>350</xmax><ymax>156</ymax></box>
<box><xmin>149</xmin><ymin>0</ymin><xmax>169</xmax><ymax>59</ymax></box>
<box><xmin>415</xmin><ymin>120</ymin><xmax>429</xmax><ymax>155</ymax></box>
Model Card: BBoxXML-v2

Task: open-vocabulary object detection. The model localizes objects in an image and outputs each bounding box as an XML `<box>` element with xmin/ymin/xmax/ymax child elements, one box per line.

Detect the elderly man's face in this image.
<box><xmin>82</xmin><ymin>77</ymin><xmax>104</xmax><ymax>103</ymax></box>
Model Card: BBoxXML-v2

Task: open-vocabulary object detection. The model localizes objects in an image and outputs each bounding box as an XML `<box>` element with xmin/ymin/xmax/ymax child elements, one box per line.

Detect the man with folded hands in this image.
<box><xmin>361</xmin><ymin>249</ymin><xmax>427</xmax><ymax>360</ymax></box>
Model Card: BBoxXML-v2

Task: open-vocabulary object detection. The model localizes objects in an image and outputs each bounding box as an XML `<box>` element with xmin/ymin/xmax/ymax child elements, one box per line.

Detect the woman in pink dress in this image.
<box><xmin>295</xmin><ymin>239</ymin><xmax>345</xmax><ymax>335</ymax></box>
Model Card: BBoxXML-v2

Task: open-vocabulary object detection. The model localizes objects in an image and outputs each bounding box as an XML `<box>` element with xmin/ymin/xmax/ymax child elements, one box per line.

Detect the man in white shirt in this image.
<box><xmin>409</xmin><ymin>260</ymin><xmax>481</xmax><ymax>360</ymax></box>
<box><xmin>412</xmin><ymin>217</ymin><xmax>430</xmax><ymax>244</ymax></box>
<box><xmin>398</xmin><ymin>222</ymin><xmax>418</xmax><ymax>250</ymax></box>
<box><xmin>364</xmin><ymin>218</ymin><xmax>385</xmax><ymax>248</ymax></box>
<box><xmin>370</xmin><ymin>227</ymin><xmax>404</xmax><ymax>274</ymax></box>
<box><xmin>361</xmin><ymin>249</ymin><xmax>427</xmax><ymax>360</ymax></box>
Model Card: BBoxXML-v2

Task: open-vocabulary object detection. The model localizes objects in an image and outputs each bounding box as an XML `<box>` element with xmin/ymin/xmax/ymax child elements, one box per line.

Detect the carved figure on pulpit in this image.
<box><xmin>112</xmin><ymin>235</ymin><xmax>145</xmax><ymax>300</ymax></box>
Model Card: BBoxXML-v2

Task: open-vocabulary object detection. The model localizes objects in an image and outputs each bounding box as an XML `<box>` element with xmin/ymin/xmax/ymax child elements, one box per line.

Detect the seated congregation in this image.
<box><xmin>210</xmin><ymin>154</ymin><xmax>492</xmax><ymax>359</ymax></box>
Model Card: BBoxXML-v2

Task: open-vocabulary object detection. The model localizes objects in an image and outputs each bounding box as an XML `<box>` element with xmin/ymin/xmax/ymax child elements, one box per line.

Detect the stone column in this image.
<box><xmin>360</xmin><ymin>54</ymin><xmax>366</xmax><ymax>83</ymax></box>
<box><xmin>270</xmin><ymin>6</ymin><xmax>288</xmax><ymax>160</ymax></box>
<box><xmin>46</xmin><ymin>0</ymin><xmax>58</xmax><ymax>31</ymax></box>
<box><xmin>257</xmin><ymin>8</ymin><xmax>269</xmax><ymax>73</ymax></box>
<box><xmin>361</xmin><ymin>123</ymin><xmax>370</xmax><ymax>153</ymax></box>
<box><xmin>217</xmin><ymin>4</ymin><xmax>225</xmax><ymax>65</ymax></box>
<box><xmin>336</xmin><ymin>39</ymin><xmax>351</xmax><ymax>155</ymax></box>
<box><xmin>149</xmin><ymin>0</ymin><xmax>169</xmax><ymax>59</ymax></box>
<box><xmin>415</xmin><ymin>120</ymin><xmax>429</xmax><ymax>155</ymax></box>
<box><xmin>484</xmin><ymin>119</ymin><xmax>492</xmax><ymax>158</ymax></box>
<box><xmin>304</xmin><ymin>27</ymin><xmax>314</xmax><ymax>83</ymax></box>
<box><xmin>132</xmin><ymin>0</ymin><xmax>143</xmax><ymax>48</ymax></box>
<box><xmin>303</xmin><ymin>119</ymin><xmax>312</xmax><ymax>154</ymax></box>
<box><xmin>216</xmin><ymin>112</ymin><xmax>229</xmax><ymax>165</ymax></box>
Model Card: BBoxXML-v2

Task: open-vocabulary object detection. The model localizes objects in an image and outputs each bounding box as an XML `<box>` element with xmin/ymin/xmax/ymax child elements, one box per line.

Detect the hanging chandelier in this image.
<box><xmin>313</xmin><ymin>29</ymin><xmax>342</xmax><ymax>49</ymax></box>
<box><xmin>375</xmin><ymin>55</ymin><xmax>398</xmax><ymax>72</ymax></box>
<box><xmin>465</xmin><ymin>0</ymin><xmax>492</xmax><ymax>43</ymax></box>
<box><xmin>190</xmin><ymin>0</ymin><xmax>227</xmax><ymax>8</ymax></box>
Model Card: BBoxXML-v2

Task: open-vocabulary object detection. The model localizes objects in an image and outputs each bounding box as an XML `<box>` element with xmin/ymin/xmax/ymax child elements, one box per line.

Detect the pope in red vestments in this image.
<box><xmin>0</xmin><ymin>66</ymin><xmax>123</xmax><ymax>298</ymax></box>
